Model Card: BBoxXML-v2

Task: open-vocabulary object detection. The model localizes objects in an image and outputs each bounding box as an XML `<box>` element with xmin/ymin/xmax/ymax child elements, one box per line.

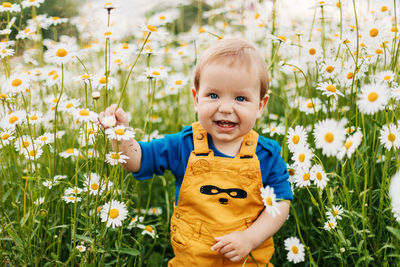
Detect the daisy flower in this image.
<box><xmin>284</xmin><ymin>237</ymin><xmax>305</xmax><ymax>264</ymax></box>
<box><xmin>36</xmin><ymin>132</ymin><xmax>54</xmax><ymax>145</ymax></box>
<box><xmin>291</xmin><ymin>145</ymin><xmax>313</xmax><ymax>170</ymax></box>
<box><xmin>27</xmin><ymin>111</ymin><xmax>43</xmax><ymax>125</ymax></box>
<box><xmin>83</xmin><ymin>173</ymin><xmax>109</xmax><ymax>196</ymax></box>
<box><xmin>105</xmin><ymin>151</ymin><xmax>129</xmax><ymax>165</ymax></box>
<box><xmin>379</xmin><ymin>123</ymin><xmax>400</xmax><ymax>150</ymax></box>
<box><xmin>44</xmin><ymin>44</ymin><xmax>77</xmax><ymax>65</ymax></box>
<box><xmin>145</xmin><ymin>67</ymin><xmax>168</xmax><ymax>80</ymax></box>
<box><xmin>147</xmin><ymin>207</ymin><xmax>162</xmax><ymax>216</ymax></box>
<box><xmin>302</xmin><ymin>41</ymin><xmax>322</xmax><ymax>62</ymax></box>
<box><xmin>267</xmin><ymin>33</ymin><xmax>291</xmax><ymax>45</ymax></box>
<box><xmin>73</xmin><ymin>108</ymin><xmax>98</xmax><ymax>123</ymax></box>
<box><xmin>361</xmin><ymin>20</ymin><xmax>391</xmax><ymax>46</ymax></box>
<box><xmin>389</xmin><ymin>170</ymin><xmax>400</xmax><ymax>223</ymax></box>
<box><xmin>337</xmin><ymin>130</ymin><xmax>363</xmax><ymax>160</ymax></box>
<box><xmin>43</xmin><ymin>180</ymin><xmax>55</xmax><ymax>189</ymax></box>
<box><xmin>100</xmin><ymin>200</ymin><xmax>128</xmax><ymax>228</ymax></box>
<box><xmin>59</xmin><ymin>98</ymin><xmax>80</xmax><ymax>113</ymax></box>
<box><xmin>62</xmin><ymin>195</ymin><xmax>81</xmax><ymax>203</ymax></box>
<box><xmin>261</xmin><ymin>122</ymin><xmax>285</xmax><ymax>136</ymax></box>
<box><xmin>100</xmin><ymin>115</ymin><xmax>117</xmax><ymax>128</ymax></box>
<box><xmin>105</xmin><ymin>125</ymin><xmax>135</xmax><ymax>141</ymax></box>
<box><xmin>298</xmin><ymin>97</ymin><xmax>322</xmax><ymax>114</ymax></box>
<box><xmin>0</xmin><ymin>130</ymin><xmax>15</xmax><ymax>146</ymax></box>
<box><xmin>357</xmin><ymin>82</ymin><xmax>389</xmax><ymax>115</ymax></box>
<box><xmin>21</xmin><ymin>0</ymin><xmax>44</xmax><ymax>8</ymax></box>
<box><xmin>324</xmin><ymin>218</ymin><xmax>337</xmax><ymax>231</ymax></box>
<box><xmin>148</xmin><ymin>9</ymin><xmax>179</xmax><ymax>26</ymax></box>
<box><xmin>48</xmin><ymin>16</ymin><xmax>68</xmax><ymax>26</ymax></box>
<box><xmin>260</xmin><ymin>186</ymin><xmax>280</xmax><ymax>217</ymax></box>
<box><xmin>138</xmin><ymin>224</ymin><xmax>157</xmax><ymax>238</ymax></box>
<box><xmin>128</xmin><ymin>215</ymin><xmax>144</xmax><ymax>229</ymax></box>
<box><xmin>0</xmin><ymin>2</ymin><xmax>21</xmax><ymax>13</ymax></box>
<box><xmin>140</xmin><ymin>23</ymin><xmax>168</xmax><ymax>34</ymax></box>
<box><xmin>0</xmin><ymin>110</ymin><xmax>26</xmax><ymax>130</ymax></box>
<box><xmin>320</xmin><ymin>59</ymin><xmax>340</xmax><ymax>79</ymax></box>
<box><xmin>310</xmin><ymin>164</ymin><xmax>329</xmax><ymax>189</ymax></box>
<box><xmin>65</xmin><ymin>187</ymin><xmax>83</xmax><ymax>195</ymax></box>
<box><xmin>59</xmin><ymin>148</ymin><xmax>80</xmax><ymax>158</ymax></box>
<box><xmin>313</xmin><ymin>119</ymin><xmax>347</xmax><ymax>157</ymax></box>
<box><xmin>92</xmin><ymin>75</ymin><xmax>118</xmax><ymax>91</ymax></box>
<box><xmin>76</xmin><ymin>245</ymin><xmax>86</xmax><ymax>252</ymax></box>
<box><xmin>294</xmin><ymin>167</ymin><xmax>312</xmax><ymax>188</ymax></box>
<box><xmin>0</xmin><ymin>47</ymin><xmax>14</xmax><ymax>59</ymax></box>
<box><xmin>3</xmin><ymin>73</ymin><xmax>30</xmax><ymax>94</ymax></box>
<box><xmin>22</xmin><ymin>144</ymin><xmax>43</xmax><ymax>160</ymax></box>
<box><xmin>326</xmin><ymin>205</ymin><xmax>344</xmax><ymax>221</ymax></box>
<box><xmin>34</xmin><ymin>197</ymin><xmax>45</xmax><ymax>205</ymax></box>
<box><xmin>316</xmin><ymin>82</ymin><xmax>344</xmax><ymax>98</ymax></box>
<box><xmin>287</xmin><ymin>125</ymin><xmax>308</xmax><ymax>152</ymax></box>
<box><xmin>391</xmin><ymin>85</ymin><xmax>400</xmax><ymax>101</ymax></box>
<box><xmin>376</xmin><ymin>70</ymin><xmax>396</xmax><ymax>84</ymax></box>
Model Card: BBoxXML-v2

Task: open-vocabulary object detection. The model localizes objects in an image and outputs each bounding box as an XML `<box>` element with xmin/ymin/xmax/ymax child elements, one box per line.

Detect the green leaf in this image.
<box><xmin>386</xmin><ymin>226</ymin><xmax>400</xmax><ymax>240</ymax></box>
<box><xmin>7</xmin><ymin>228</ymin><xmax>23</xmax><ymax>248</ymax></box>
<box><xmin>76</xmin><ymin>234</ymin><xmax>92</xmax><ymax>243</ymax></box>
<box><xmin>116</xmin><ymin>247</ymin><xmax>140</xmax><ymax>256</ymax></box>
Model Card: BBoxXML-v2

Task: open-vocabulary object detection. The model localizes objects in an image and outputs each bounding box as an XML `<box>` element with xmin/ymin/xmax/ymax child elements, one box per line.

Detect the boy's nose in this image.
<box><xmin>218</xmin><ymin>100</ymin><xmax>233</xmax><ymax>113</ymax></box>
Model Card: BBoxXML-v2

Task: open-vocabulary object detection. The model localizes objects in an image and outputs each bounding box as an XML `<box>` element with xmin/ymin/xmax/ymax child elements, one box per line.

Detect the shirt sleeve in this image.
<box><xmin>132</xmin><ymin>132</ymin><xmax>182</xmax><ymax>180</ymax></box>
<box><xmin>259</xmin><ymin>138</ymin><xmax>293</xmax><ymax>201</ymax></box>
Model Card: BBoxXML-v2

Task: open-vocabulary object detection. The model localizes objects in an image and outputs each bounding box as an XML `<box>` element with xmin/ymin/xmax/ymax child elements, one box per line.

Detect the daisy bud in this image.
<box><xmin>92</xmin><ymin>91</ymin><xmax>101</xmax><ymax>99</ymax></box>
<box><xmin>102</xmin><ymin>115</ymin><xmax>117</xmax><ymax>128</ymax></box>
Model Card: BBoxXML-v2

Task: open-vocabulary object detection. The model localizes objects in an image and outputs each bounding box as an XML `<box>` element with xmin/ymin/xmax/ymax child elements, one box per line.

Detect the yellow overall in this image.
<box><xmin>168</xmin><ymin>122</ymin><xmax>274</xmax><ymax>267</ymax></box>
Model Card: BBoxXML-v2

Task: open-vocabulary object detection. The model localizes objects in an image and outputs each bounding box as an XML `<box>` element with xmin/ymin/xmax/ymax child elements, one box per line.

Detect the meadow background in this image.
<box><xmin>0</xmin><ymin>0</ymin><xmax>400</xmax><ymax>266</ymax></box>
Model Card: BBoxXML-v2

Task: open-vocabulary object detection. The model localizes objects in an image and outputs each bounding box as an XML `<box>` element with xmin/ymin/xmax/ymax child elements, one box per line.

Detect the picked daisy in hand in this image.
<box><xmin>313</xmin><ymin>119</ymin><xmax>347</xmax><ymax>157</ymax></box>
<box><xmin>284</xmin><ymin>237</ymin><xmax>305</xmax><ymax>264</ymax></box>
<box><xmin>100</xmin><ymin>200</ymin><xmax>128</xmax><ymax>228</ymax></box>
<box><xmin>260</xmin><ymin>186</ymin><xmax>280</xmax><ymax>217</ymax></box>
<box><xmin>105</xmin><ymin>125</ymin><xmax>135</xmax><ymax>141</ymax></box>
<box><xmin>105</xmin><ymin>151</ymin><xmax>129</xmax><ymax>165</ymax></box>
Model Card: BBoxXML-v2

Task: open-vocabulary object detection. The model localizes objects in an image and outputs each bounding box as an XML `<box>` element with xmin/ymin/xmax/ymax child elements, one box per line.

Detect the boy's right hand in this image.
<box><xmin>98</xmin><ymin>104</ymin><xmax>129</xmax><ymax>128</ymax></box>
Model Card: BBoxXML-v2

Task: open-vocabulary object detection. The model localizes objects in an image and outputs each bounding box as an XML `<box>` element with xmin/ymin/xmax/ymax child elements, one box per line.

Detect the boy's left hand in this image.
<box><xmin>211</xmin><ymin>231</ymin><xmax>253</xmax><ymax>262</ymax></box>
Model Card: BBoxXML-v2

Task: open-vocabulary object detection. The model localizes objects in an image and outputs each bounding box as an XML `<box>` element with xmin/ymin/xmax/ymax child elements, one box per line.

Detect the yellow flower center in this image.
<box><xmin>81</xmin><ymin>74</ymin><xmax>90</xmax><ymax>79</ymax></box>
<box><xmin>29</xmin><ymin>150</ymin><xmax>36</xmax><ymax>156</ymax></box>
<box><xmin>388</xmin><ymin>133</ymin><xmax>396</xmax><ymax>142</ymax></box>
<box><xmin>344</xmin><ymin>140</ymin><xmax>353</xmax><ymax>149</ymax></box>
<box><xmin>288</xmin><ymin>169</ymin><xmax>295</xmax><ymax>176</ymax></box>
<box><xmin>104</xmin><ymin>31</ymin><xmax>112</xmax><ymax>37</ymax></box>
<box><xmin>40</xmin><ymin>136</ymin><xmax>48</xmax><ymax>141</ymax></box>
<box><xmin>175</xmin><ymin>80</ymin><xmax>182</xmax><ymax>85</ymax></box>
<box><xmin>324</xmin><ymin>132</ymin><xmax>334</xmax><ymax>143</ymax></box>
<box><xmin>369</xmin><ymin>28</ymin><xmax>379</xmax><ymax>37</ymax></box>
<box><xmin>309</xmin><ymin>48</ymin><xmax>316</xmax><ymax>55</ymax></box>
<box><xmin>91</xmin><ymin>183</ymin><xmax>99</xmax><ymax>190</ymax></box>
<box><xmin>291</xmin><ymin>246</ymin><xmax>299</xmax><ymax>254</ymax></box>
<box><xmin>99</xmin><ymin>77</ymin><xmax>107</xmax><ymax>84</ymax></box>
<box><xmin>68</xmin><ymin>196</ymin><xmax>76</xmax><ymax>201</ymax></box>
<box><xmin>292</xmin><ymin>135</ymin><xmax>300</xmax><ymax>144</ymax></box>
<box><xmin>145</xmin><ymin>225</ymin><xmax>153</xmax><ymax>233</ymax></box>
<box><xmin>29</xmin><ymin>0</ymin><xmax>36</xmax><ymax>2</ymax></box>
<box><xmin>347</xmin><ymin>72</ymin><xmax>354</xmax><ymax>79</ymax></box>
<box><xmin>79</xmin><ymin>109</ymin><xmax>89</xmax><ymax>116</ymax></box>
<box><xmin>159</xmin><ymin>15</ymin><xmax>166</xmax><ymax>20</ymax></box>
<box><xmin>198</xmin><ymin>27</ymin><xmax>205</xmax><ymax>33</ymax></box>
<box><xmin>375</xmin><ymin>49</ymin><xmax>383</xmax><ymax>54</ymax></box>
<box><xmin>109</xmin><ymin>208</ymin><xmax>119</xmax><ymax>219</ymax></box>
<box><xmin>326</xmin><ymin>85</ymin><xmax>337</xmax><ymax>93</ymax></box>
<box><xmin>0</xmin><ymin>94</ymin><xmax>7</xmax><ymax>99</ymax></box>
<box><xmin>56</xmin><ymin>48</ymin><xmax>68</xmax><ymax>57</ymax></box>
<box><xmin>265</xmin><ymin>196</ymin><xmax>273</xmax><ymax>206</ymax></box>
<box><xmin>122</xmin><ymin>43</ymin><xmax>129</xmax><ymax>49</ymax></box>
<box><xmin>307</xmin><ymin>102</ymin><xmax>314</xmax><ymax>108</ymax></box>
<box><xmin>9</xmin><ymin>116</ymin><xmax>18</xmax><ymax>124</ymax></box>
<box><xmin>325</xmin><ymin>66</ymin><xmax>334</xmax><ymax>73</ymax></box>
<box><xmin>1</xmin><ymin>49</ymin><xmax>6</xmax><ymax>54</ymax></box>
<box><xmin>277</xmin><ymin>35</ymin><xmax>287</xmax><ymax>42</ymax></box>
<box><xmin>147</xmin><ymin>25</ymin><xmax>158</xmax><ymax>32</ymax></box>
<box><xmin>336</xmin><ymin>2</ymin><xmax>341</xmax><ymax>8</ymax></box>
<box><xmin>115</xmin><ymin>129</ymin><xmax>125</xmax><ymax>135</ymax></box>
<box><xmin>52</xmin><ymin>16</ymin><xmax>60</xmax><ymax>21</ymax></box>
<box><xmin>11</xmin><ymin>79</ymin><xmax>22</xmax><ymax>87</ymax></box>
<box><xmin>384</xmin><ymin>75</ymin><xmax>391</xmax><ymax>81</ymax></box>
<box><xmin>368</xmin><ymin>92</ymin><xmax>378</xmax><ymax>102</ymax></box>
<box><xmin>65</xmin><ymin>103</ymin><xmax>74</xmax><ymax>108</ymax></box>
<box><xmin>316</xmin><ymin>172</ymin><xmax>322</xmax><ymax>181</ymax></box>
<box><xmin>391</xmin><ymin>26</ymin><xmax>399</xmax><ymax>33</ymax></box>
<box><xmin>22</xmin><ymin>141</ymin><xmax>30</xmax><ymax>148</ymax></box>
<box><xmin>66</xmin><ymin>148</ymin><xmax>74</xmax><ymax>154</ymax></box>
<box><xmin>152</xmin><ymin>71</ymin><xmax>160</xmax><ymax>76</ymax></box>
<box><xmin>2</xmin><ymin>2</ymin><xmax>12</xmax><ymax>8</ymax></box>
<box><xmin>30</xmin><ymin>115</ymin><xmax>38</xmax><ymax>120</ymax></box>
<box><xmin>1</xmin><ymin>133</ymin><xmax>10</xmax><ymax>140</ymax></box>
<box><xmin>381</xmin><ymin>6</ymin><xmax>388</xmax><ymax>12</ymax></box>
<box><xmin>111</xmin><ymin>153</ymin><xmax>120</xmax><ymax>159</ymax></box>
<box><xmin>333</xmin><ymin>210</ymin><xmax>339</xmax><ymax>216</ymax></box>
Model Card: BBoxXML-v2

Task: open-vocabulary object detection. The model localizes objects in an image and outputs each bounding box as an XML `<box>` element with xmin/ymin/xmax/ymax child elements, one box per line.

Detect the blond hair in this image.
<box><xmin>193</xmin><ymin>38</ymin><xmax>269</xmax><ymax>98</ymax></box>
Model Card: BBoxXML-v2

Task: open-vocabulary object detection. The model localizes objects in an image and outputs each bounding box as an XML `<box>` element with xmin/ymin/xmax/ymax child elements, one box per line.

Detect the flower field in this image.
<box><xmin>0</xmin><ymin>0</ymin><xmax>400</xmax><ymax>266</ymax></box>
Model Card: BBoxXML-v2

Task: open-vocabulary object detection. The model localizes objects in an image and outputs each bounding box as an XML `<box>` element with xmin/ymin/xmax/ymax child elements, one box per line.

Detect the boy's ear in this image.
<box><xmin>257</xmin><ymin>94</ymin><xmax>269</xmax><ymax>119</ymax></box>
<box><xmin>191</xmin><ymin>87</ymin><xmax>198</xmax><ymax>112</ymax></box>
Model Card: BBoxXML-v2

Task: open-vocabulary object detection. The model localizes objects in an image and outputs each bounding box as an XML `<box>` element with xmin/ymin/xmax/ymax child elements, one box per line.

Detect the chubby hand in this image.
<box><xmin>98</xmin><ymin>104</ymin><xmax>129</xmax><ymax>128</ymax></box>
<box><xmin>211</xmin><ymin>231</ymin><xmax>253</xmax><ymax>262</ymax></box>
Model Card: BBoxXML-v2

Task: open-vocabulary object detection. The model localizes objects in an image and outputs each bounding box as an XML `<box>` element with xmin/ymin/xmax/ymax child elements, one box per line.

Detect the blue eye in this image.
<box><xmin>209</xmin><ymin>93</ymin><xmax>218</xmax><ymax>99</ymax></box>
<box><xmin>236</xmin><ymin>96</ymin><xmax>246</xmax><ymax>102</ymax></box>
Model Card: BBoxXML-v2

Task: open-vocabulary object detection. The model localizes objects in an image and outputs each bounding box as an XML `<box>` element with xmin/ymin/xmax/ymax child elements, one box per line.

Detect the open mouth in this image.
<box><xmin>215</xmin><ymin>120</ymin><xmax>237</xmax><ymax>128</ymax></box>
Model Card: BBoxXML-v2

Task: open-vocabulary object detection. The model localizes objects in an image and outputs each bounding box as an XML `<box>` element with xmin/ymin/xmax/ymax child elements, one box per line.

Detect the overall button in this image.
<box><xmin>172</xmin><ymin>225</ymin><xmax>177</xmax><ymax>231</ymax></box>
<box><xmin>196</xmin><ymin>133</ymin><xmax>204</xmax><ymax>140</ymax></box>
<box><xmin>175</xmin><ymin>213</ymin><xmax>180</xmax><ymax>219</ymax></box>
<box><xmin>245</xmin><ymin>140</ymin><xmax>253</xmax><ymax>146</ymax></box>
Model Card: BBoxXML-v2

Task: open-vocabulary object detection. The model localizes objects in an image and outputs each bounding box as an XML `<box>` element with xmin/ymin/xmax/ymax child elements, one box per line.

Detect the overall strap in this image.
<box><xmin>192</xmin><ymin>122</ymin><xmax>209</xmax><ymax>155</ymax></box>
<box><xmin>238</xmin><ymin>130</ymin><xmax>259</xmax><ymax>158</ymax></box>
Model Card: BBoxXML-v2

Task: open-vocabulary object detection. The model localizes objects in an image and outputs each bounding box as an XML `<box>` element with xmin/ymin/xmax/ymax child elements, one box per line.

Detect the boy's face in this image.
<box><xmin>192</xmin><ymin>61</ymin><xmax>268</xmax><ymax>151</ymax></box>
